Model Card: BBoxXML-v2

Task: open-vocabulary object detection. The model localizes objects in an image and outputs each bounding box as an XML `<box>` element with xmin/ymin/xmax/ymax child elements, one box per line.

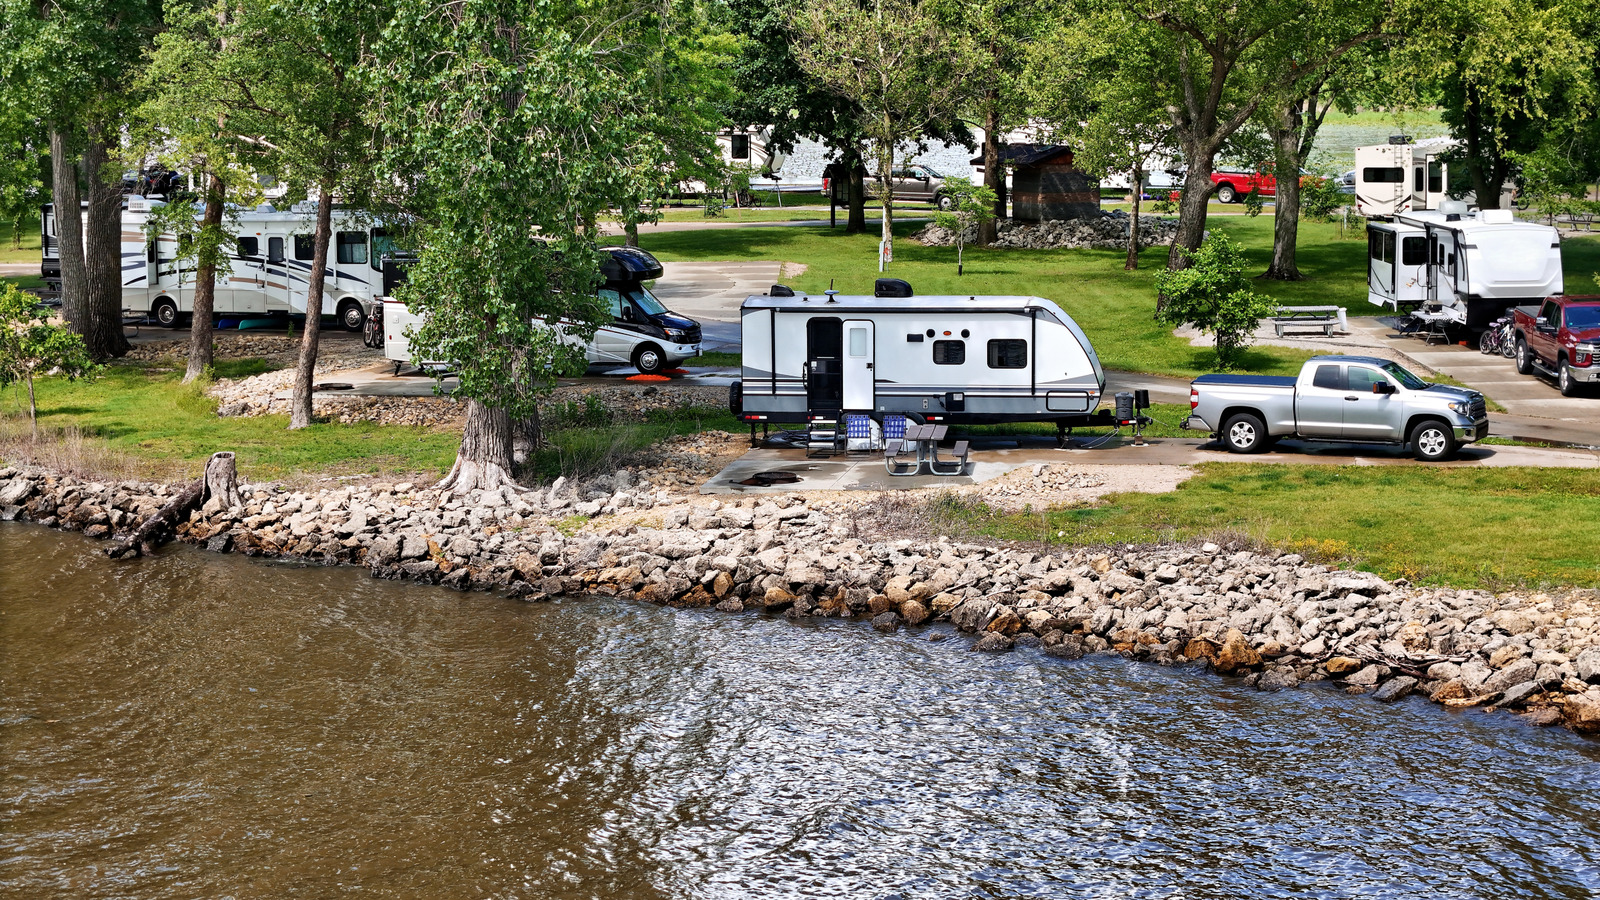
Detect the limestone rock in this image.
<box><xmin>1325</xmin><ymin>656</ymin><xmax>1364</xmax><ymax>676</ymax></box>
<box><xmin>1214</xmin><ymin>629</ymin><xmax>1263</xmax><ymax>675</ymax></box>
<box><xmin>1482</xmin><ymin>659</ymin><xmax>1538</xmax><ymax>695</ymax></box>
<box><xmin>1372</xmin><ymin>676</ymin><xmax>1418</xmax><ymax>702</ymax></box>
<box><xmin>972</xmin><ymin>632</ymin><xmax>1014</xmax><ymax>652</ymax></box>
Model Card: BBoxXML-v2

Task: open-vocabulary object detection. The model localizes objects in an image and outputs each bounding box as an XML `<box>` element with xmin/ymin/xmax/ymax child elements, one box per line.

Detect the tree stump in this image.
<box><xmin>108</xmin><ymin>451</ymin><xmax>239</xmax><ymax>559</ymax></box>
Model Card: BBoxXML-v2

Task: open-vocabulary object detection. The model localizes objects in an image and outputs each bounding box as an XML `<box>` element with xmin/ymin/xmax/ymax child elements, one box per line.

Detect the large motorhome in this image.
<box><xmin>1366</xmin><ymin>203</ymin><xmax>1562</xmax><ymax>328</ymax></box>
<box><xmin>41</xmin><ymin>196</ymin><xmax>400</xmax><ymax>331</ymax></box>
<box><xmin>1353</xmin><ymin>137</ymin><xmax>1453</xmax><ymax>218</ymax></box>
<box><xmin>732</xmin><ymin>281</ymin><xmax>1107</xmax><ymax>429</ymax></box>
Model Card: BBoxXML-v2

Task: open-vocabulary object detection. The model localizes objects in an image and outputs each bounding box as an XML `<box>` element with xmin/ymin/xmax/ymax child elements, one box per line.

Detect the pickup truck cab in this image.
<box><xmin>1512</xmin><ymin>295</ymin><xmax>1600</xmax><ymax>396</ymax></box>
<box><xmin>1183</xmin><ymin>355</ymin><xmax>1488</xmax><ymax>461</ymax></box>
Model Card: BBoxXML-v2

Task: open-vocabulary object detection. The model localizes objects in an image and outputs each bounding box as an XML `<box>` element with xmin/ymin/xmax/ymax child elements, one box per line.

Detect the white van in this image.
<box><xmin>380</xmin><ymin>247</ymin><xmax>703</xmax><ymax>374</ymax></box>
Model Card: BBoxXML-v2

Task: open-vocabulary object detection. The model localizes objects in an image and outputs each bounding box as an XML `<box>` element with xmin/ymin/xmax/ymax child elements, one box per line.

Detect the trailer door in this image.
<box><xmin>842</xmin><ymin>319</ymin><xmax>874</xmax><ymax>410</ymax></box>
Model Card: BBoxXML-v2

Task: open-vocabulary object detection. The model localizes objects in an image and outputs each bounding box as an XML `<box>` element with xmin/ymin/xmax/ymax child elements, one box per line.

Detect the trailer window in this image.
<box><xmin>1427</xmin><ymin>162</ymin><xmax>1444</xmax><ymax>193</ymax></box>
<box><xmin>932</xmin><ymin>340</ymin><xmax>965</xmax><ymax>365</ymax></box>
<box><xmin>1311</xmin><ymin>365</ymin><xmax>1343</xmax><ymax>390</ymax></box>
<box><xmin>1368</xmin><ymin>230</ymin><xmax>1394</xmax><ymax>263</ymax></box>
<box><xmin>268</xmin><ymin>237</ymin><xmax>284</xmax><ymax>263</ymax></box>
<box><xmin>987</xmin><ymin>339</ymin><xmax>1027</xmax><ymax>368</ymax></box>
<box><xmin>1402</xmin><ymin>237</ymin><xmax>1427</xmax><ymax>266</ymax></box>
<box><xmin>848</xmin><ymin>327</ymin><xmax>869</xmax><ymax>357</ymax></box>
<box><xmin>294</xmin><ymin>235</ymin><xmax>314</xmax><ymax>260</ymax></box>
<box><xmin>1363</xmin><ymin>166</ymin><xmax>1404</xmax><ymax>184</ymax></box>
<box><xmin>336</xmin><ymin>231</ymin><xmax>367</xmax><ymax>265</ymax></box>
<box><xmin>237</xmin><ymin>236</ymin><xmax>259</xmax><ymax>258</ymax></box>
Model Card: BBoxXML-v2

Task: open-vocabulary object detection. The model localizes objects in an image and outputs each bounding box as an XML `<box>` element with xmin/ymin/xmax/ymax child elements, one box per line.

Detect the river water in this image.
<box><xmin>3</xmin><ymin>523</ymin><xmax>1599</xmax><ymax>899</ymax></box>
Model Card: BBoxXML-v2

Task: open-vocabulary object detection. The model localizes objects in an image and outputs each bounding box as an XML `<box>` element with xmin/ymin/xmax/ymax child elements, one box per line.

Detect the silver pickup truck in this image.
<box><xmin>1182</xmin><ymin>355</ymin><xmax>1489</xmax><ymax>461</ymax></box>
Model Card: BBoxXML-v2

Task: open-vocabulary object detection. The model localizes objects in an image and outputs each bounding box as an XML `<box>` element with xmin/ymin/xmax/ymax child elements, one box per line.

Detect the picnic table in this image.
<box><xmin>1271</xmin><ymin>305</ymin><xmax>1348</xmax><ymax>337</ymax></box>
<box><xmin>884</xmin><ymin>423</ymin><xmax>970</xmax><ymax>476</ymax></box>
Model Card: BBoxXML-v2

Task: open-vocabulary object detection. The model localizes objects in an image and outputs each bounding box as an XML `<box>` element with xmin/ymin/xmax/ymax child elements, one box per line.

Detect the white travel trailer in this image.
<box><xmin>1366</xmin><ymin>203</ymin><xmax>1562</xmax><ymax>328</ymax></box>
<box><xmin>731</xmin><ymin>281</ymin><xmax>1108</xmax><ymax>430</ymax></box>
<box><xmin>42</xmin><ymin>196</ymin><xmax>398</xmax><ymax>331</ymax></box>
<box><xmin>1354</xmin><ymin>137</ymin><xmax>1454</xmax><ymax>217</ymax></box>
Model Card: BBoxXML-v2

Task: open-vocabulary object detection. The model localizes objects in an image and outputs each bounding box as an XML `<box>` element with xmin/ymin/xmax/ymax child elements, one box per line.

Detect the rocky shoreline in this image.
<box><xmin>3</xmin><ymin>463</ymin><xmax>1597</xmax><ymax>737</ymax></box>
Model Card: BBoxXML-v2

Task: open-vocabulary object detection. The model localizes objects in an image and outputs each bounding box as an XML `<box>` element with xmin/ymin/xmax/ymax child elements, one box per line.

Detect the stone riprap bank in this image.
<box><xmin>3</xmin><ymin>465</ymin><xmax>1598</xmax><ymax>737</ymax></box>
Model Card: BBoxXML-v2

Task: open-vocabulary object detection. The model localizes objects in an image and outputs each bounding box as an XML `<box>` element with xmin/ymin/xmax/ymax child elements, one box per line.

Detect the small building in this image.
<box><xmin>971</xmin><ymin>144</ymin><xmax>1100</xmax><ymax>222</ymax></box>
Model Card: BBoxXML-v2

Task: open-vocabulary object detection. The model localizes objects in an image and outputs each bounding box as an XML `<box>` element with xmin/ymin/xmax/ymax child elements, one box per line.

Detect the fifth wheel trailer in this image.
<box><xmin>41</xmin><ymin>196</ymin><xmax>400</xmax><ymax>331</ymax></box>
<box><xmin>1365</xmin><ymin>204</ymin><xmax>1562</xmax><ymax>329</ymax></box>
<box><xmin>732</xmin><ymin>283</ymin><xmax>1108</xmax><ymax>428</ymax></box>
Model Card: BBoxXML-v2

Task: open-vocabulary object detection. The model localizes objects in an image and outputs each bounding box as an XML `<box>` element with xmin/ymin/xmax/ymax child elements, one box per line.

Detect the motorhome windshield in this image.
<box><xmin>1380</xmin><ymin>361</ymin><xmax>1429</xmax><ymax>390</ymax></box>
<box><xmin>629</xmin><ymin>287</ymin><xmax>668</xmax><ymax>316</ymax></box>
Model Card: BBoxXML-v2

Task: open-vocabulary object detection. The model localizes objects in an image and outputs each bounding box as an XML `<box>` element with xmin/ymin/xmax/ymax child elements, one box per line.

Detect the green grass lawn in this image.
<box><xmin>922</xmin><ymin>463</ymin><xmax>1600</xmax><ymax>589</ymax></box>
<box><xmin>0</xmin><ymin>221</ymin><xmax>43</xmax><ymax>264</ymax></box>
<box><xmin>2</xmin><ymin>360</ymin><xmax>463</xmax><ymax>482</ymax></box>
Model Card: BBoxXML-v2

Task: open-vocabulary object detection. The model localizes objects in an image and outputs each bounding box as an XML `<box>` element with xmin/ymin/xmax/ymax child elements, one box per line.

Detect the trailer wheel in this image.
<box><xmin>1221</xmin><ymin>411</ymin><xmax>1269</xmax><ymax>453</ymax></box>
<box><xmin>1410</xmin><ymin>418</ymin><xmax>1457</xmax><ymax>462</ymax></box>
<box><xmin>338</xmin><ymin>300</ymin><xmax>366</xmax><ymax>332</ymax></box>
<box><xmin>632</xmin><ymin>343</ymin><xmax>665</xmax><ymax>375</ymax></box>
<box><xmin>729</xmin><ymin>381</ymin><xmax>743</xmax><ymax>416</ymax></box>
<box><xmin>152</xmin><ymin>298</ymin><xmax>181</xmax><ymax>329</ymax></box>
<box><xmin>1216</xmin><ymin>183</ymin><xmax>1238</xmax><ymax>204</ymax></box>
<box><xmin>1514</xmin><ymin>336</ymin><xmax>1533</xmax><ymax>374</ymax></box>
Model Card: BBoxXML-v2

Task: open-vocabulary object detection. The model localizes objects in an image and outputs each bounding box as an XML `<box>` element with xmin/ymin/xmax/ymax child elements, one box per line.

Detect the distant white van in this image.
<box><xmin>381</xmin><ymin>247</ymin><xmax>703</xmax><ymax>375</ymax></box>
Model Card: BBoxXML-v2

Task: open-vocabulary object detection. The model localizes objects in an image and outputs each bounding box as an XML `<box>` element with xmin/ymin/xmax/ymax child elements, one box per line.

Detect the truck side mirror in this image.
<box><xmin>1373</xmin><ymin>381</ymin><xmax>1396</xmax><ymax>394</ymax></box>
<box><xmin>1536</xmin><ymin>316</ymin><xmax>1550</xmax><ymax>329</ymax></box>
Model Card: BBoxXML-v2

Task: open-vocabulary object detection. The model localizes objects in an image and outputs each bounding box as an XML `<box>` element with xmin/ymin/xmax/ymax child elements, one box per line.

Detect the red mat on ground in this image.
<box><xmin>626</xmin><ymin>373</ymin><xmax>673</xmax><ymax>382</ymax></box>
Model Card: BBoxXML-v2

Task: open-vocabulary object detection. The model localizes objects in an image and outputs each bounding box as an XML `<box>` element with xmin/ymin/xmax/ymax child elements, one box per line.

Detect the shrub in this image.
<box><xmin>1154</xmin><ymin>234</ymin><xmax>1278</xmax><ymax>370</ymax></box>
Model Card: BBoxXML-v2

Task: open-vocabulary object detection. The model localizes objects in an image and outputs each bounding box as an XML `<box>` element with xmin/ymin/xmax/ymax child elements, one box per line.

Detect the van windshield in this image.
<box><xmin>626</xmin><ymin>286</ymin><xmax>668</xmax><ymax>316</ymax></box>
<box><xmin>1379</xmin><ymin>361</ymin><xmax>1429</xmax><ymax>390</ymax></box>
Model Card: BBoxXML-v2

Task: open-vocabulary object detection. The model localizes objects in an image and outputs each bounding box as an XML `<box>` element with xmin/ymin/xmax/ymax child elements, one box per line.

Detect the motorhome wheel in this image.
<box><xmin>632</xmin><ymin>343</ymin><xmax>665</xmax><ymax>375</ymax></box>
<box><xmin>152</xmin><ymin>298</ymin><xmax>180</xmax><ymax>329</ymax></box>
<box><xmin>339</xmin><ymin>301</ymin><xmax>366</xmax><ymax>332</ymax></box>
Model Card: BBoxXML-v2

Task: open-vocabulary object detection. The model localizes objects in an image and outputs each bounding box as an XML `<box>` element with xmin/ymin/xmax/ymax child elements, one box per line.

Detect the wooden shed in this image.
<box><xmin>972</xmin><ymin>144</ymin><xmax>1100</xmax><ymax>222</ymax></box>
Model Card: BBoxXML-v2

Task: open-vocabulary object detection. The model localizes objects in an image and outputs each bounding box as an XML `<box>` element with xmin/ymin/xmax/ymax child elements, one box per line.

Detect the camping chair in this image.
<box><xmin>884</xmin><ymin>439</ymin><xmax>919</xmax><ymax>476</ymax></box>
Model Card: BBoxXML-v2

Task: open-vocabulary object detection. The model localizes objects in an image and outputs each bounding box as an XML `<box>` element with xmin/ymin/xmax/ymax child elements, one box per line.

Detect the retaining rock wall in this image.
<box><xmin>913</xmin><ymin>211</ymin><xmax>1182</xmax><ymax>251</ymax></box>
<box><xmin>3</xmin><ymin>464</ymin><xmax>1597</xmax><ymax>738</ymax></box>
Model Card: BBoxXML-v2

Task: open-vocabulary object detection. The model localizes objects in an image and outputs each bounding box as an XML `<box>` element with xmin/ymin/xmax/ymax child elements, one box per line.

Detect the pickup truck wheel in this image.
<box><xmin>1216</xmin><ymin>184</ymin><xmax>1237</xmax><ymax>204</ymax></box>
<box><xmin>1410</xmin><ymin>419</ymin><xmax>1457</xmax><ymax>462</ymax></box>
<box><xmin>632</xmin><ymin>343</ymin><xmax>665</xmax><ymax>375</ymax></box>
<box><xmin>936</xmin><ymin>193</ymin><xmax>954</xmax><ymax>211</ymax></box>
<box><xmin>1515</xmin><ymin>336</ymin><xmax>1533</xmax><ymax>375</ymax></box>
<box><xmin>1221</xmin><ymin>412</ymin><xmax>1269</xmax><ymax>453</ymax></box>
<box><xmin>1559</xmin><ymin>361</ymin><xmax>1583</xmax><ymax>396</ymax></box>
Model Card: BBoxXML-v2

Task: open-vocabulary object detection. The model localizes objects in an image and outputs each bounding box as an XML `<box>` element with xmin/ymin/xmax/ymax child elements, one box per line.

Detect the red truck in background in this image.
<box><xmin>1209</xmin><ymin>170</ymin><xmax>1277</xmax><ymax>203</ymax></box>
<box><xmin>1513</xmin><ymin>295</ymin><xmax>1600</xmax><ymax>396</ymax></box>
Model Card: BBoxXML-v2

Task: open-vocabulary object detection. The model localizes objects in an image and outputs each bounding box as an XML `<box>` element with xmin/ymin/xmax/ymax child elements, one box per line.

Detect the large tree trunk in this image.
<box><xmin>624</xmin><ymin>220</ymin><xmax>639</xmax><ymax>247</ymax></box>
<box><xmin>844</xmin><ymin>146</ymin><xmax>867</xmax><ymax>234</ymax></box>
<box><xmin>1166</xmin><ymin>154</ymin><xmax>1218</xmax><ymax>273</ymax></box>
<box><xmin>1125</xmin><ymin>166</ymin><xmax>1143</xmax><ymax>271</ymax></box>
<box><xmin>1263</xmin><ymin>103</ymin><xmax>1306</xmax><ymax>281</ymax></box>
<box><xmin>80</xmin><ymin>123</ymin><xmax>131</xmax><ymax>359</ymax></box>
<box><xmin>979</xmin><ymin>103</ymin><xmax>1004</xmax><ymax>246</ymax></box>
<box><xmin>289</xmin><ymin>183</ymin><xmax>333</xmax><ymax>429</ymax></box>
<box><xmin>1463</xmin><ymin>88</ymin><xmax>1504</xmax><ymax>210</ymax></box>
<box><xmin>184</xmin><ymin>172</ymin><xmax>226</xmax><ymax>384</ymax></box>
<box><xmin>437</xmin><ymin>399</ymin><xmax>520</xmax><ymax>496</ymax></box>
<box><xmin>49</xmin><ymin>127</ymin><xmax>86</xmax><ymax>329</ymax></box>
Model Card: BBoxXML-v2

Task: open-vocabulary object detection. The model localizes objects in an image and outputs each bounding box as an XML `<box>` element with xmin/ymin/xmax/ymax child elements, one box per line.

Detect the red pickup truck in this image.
<box><xmin>1513</xmin><ymin>295</ymin><xmax>1600</xmax><ymax>396</ymax></box>
<box><xmin>1210</xmin><ymin>170</ymin><xmax>1276</xmax><ymax>203</ymax></box>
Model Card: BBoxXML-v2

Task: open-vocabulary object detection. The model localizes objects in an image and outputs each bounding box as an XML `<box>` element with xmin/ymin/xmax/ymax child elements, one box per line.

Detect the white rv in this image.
<box><xmin>1366</xmin><ymin>203</ymin><xmax>1562</xmax><ymax>328</ymax></box>
<box><xmin>1354</xmin><ymin>137</ymin><xmax>1453</xmax><ymax>217</ymax></box>
<box><xmin>43</xmin><ymin>197</ymin><xmax>397</xmax><ymax>331</ymax></box>
<box><xmin>381</xmin><ymin>246</ymin><xmax>703</xmax><ymax>375</ymax></box>
<box><xmin>731</xmin><ymin>281</ymin><xmax>1107</xmax><ymax>428</ymax></box>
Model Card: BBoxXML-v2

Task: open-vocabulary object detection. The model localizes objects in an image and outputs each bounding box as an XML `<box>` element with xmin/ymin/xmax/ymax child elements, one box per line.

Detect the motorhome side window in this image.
<box><xmin>1401</xmin><ymin>237</ymin><xmax>1427</xmax><ymax>266</ymax></box>
<box><xmin>294</xmin><ymin>235</ymin><xmax>314</xmax><ymax>260</ymax></box>
<box><xmin>268</xmin><ymin>237</ymin><xmax>284</xmax><ymax>263</ymax></box>
<box><xmin>987</xmin><ymin>339</ymin><xmax>1026</xmax><ymax>368</ymax></box>
<box><xmin>598</xmin><ymin>288</ymin><xmax>625</xmax><ymax>319</ymax></box>
<box><xmin>932</xmin><ymin>340</ymin><xmax>965</xmax><ymax>365</ymax></box>
<box><xmin>336</xmin><ymin>231</ymin><xmax>367</xmax><ymax>265</ymax></box>
<box><xmin>237</xmin><ymin>236</ymin><xmax>260</xmax><ymax>258</ymax></box>
<box><xmin>370</xmin><ymin>229</ymin><xmax>398</xmax><ymax>270</ymax></box>
<box><xmin>730</xmin><ymin>134</ymin><xmax>750</xmax><ymax>160</ymax></box>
